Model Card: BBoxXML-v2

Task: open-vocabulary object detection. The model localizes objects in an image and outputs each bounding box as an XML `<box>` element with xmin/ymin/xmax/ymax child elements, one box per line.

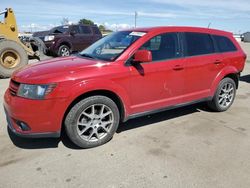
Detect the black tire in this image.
<box><xmin>65</xmin><ymin>96</ymin><xmax>120</xmax><ymax>148</ymax></box>
<box><xmin>57</xmin><ymin>45</ymin><xmax>70</xmax><ymax>57</ymax></box>
<box><xmin>31</xmin><ymin>37</ymin><xmax>47</xmax><ymax>55</ymax></box>
<box><xmin>207</xmin><ymin>77</ymin><xmax>236</xmax><ymax>112</ymax></box>
<box><xmin>0</xmin><ymin>39</ymin><xmax>28</xmax><ymax>78</ymax></box>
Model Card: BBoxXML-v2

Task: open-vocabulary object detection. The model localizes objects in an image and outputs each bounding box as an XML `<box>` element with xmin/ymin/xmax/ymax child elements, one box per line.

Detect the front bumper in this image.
<box><xmin>3</xmin><ymin>89</ymin><xmax>68</xmax><ymax>138</ymax></box>
<box><xmin>44</xmin><ymin>41</ymin><xmax>58</xmax><ymax>54</ymax></box>
<box><xmin>4</xmin><ymin>107</ymin><xmax>60</xmax><ymax>138</ymax></box>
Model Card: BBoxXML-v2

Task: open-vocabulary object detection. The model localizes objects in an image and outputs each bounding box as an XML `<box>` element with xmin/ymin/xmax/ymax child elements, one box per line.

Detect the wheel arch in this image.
<box><xmin>62</xmin><ymin>89</ymin><xmax>126</xmax><ymax>131</ymax></box>
<box><xmin>223</xmin><ymin>73</ymin><xmax>239</xmax><ymax>89</ymax></box>
<box><xmin>210</xmin><ymin>66</ymin><xmax>239</xmax><ymax>96</ymax></box>
<box><xmin>58</xmin><ymin>41</ymin><xmax>72</xmax><ymax>51</ymax></box>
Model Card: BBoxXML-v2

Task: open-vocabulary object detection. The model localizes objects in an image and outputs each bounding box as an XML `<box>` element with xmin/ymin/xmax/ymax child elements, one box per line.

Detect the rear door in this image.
<box><xmin>91</xmin><ymin>26</ymin><xmax>102</xmax><ymax>42</ymax></box>
<box><xmin>69</xmin><ymin>25</ymin><xmax>82</xmax><ymax>51</ymax></box>
<box><xmin>182</xmin><ymin>32</ymin><xmax>224</xmax><ymax>102</ymax></box>
<box><xmin>128</xmin><ymin>32</ymin><xmax>186</xmax><ymax>114</ymax></box>
<box><xmin>212</xmin><ymin>35</ymin><xmax>241</xmax><ymax>68</ymax></box>
<box><xmin>79</xmin><ymin>25</ymin><xmax>94</xmax><ymax>50</ymax></box>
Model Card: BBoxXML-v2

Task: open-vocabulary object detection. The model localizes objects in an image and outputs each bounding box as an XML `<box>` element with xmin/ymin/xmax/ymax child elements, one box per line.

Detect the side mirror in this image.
<box><xmin>133</xmin><ymin>50</ymin><xmax>152</xmax><ymax>63</ymax></box>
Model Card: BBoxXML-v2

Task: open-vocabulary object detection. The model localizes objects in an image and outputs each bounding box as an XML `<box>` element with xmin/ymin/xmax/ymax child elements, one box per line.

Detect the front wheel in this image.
<box><xmin>65</xmin><ymin>96</ymin><xmax>120</xmax><ymax>148</ymax></box>
<box><xmin>58</xmin><ymin>45</ymin><xmax>70</xmax><ymax>57</ymax></box>
<box><xmin>207</xmin><ymin>77</ymin><xmax>236</xmax><ymax>112</ymax></box>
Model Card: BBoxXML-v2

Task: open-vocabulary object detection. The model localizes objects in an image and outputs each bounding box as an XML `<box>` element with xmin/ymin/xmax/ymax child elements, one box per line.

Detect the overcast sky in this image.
<box><xmin>1</xmin><ymin>0</ymin><xmax>250</xmax><ymax>33</ymax></box>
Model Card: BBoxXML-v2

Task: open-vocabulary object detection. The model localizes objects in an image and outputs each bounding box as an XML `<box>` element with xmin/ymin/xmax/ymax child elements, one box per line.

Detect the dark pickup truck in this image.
<box><xmin>33</xmin><ymin>24</ymin><xmax>102</xmax><ymax>56</ymax></box>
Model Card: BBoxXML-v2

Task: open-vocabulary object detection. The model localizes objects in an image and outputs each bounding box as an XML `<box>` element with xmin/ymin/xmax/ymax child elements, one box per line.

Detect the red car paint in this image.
<box><xmin>4</xmin><ymin>27</ymin><xmax>246</xmax><ymax>137</ymax></box>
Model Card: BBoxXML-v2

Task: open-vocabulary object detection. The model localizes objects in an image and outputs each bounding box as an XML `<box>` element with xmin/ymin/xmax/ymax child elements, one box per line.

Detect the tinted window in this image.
<box><xmin>213</xmin><ymin>35</ymin><xmax>237</xmax><ymax>52</ymax></box>
<box><xmin>140</xmin><ymin>33</ymin><xmax>179</xmax><ymax>62</ymax></box>
<box><xmin>80</xmin><ymin>26</ymin><xmax>92</xmax><ymax>34</ymax></box>
<box><xmin>71</xmin><ymin>26</ymin><xmax>80</xmax><ymax>33</ymax></box>
<box><xmin>52</xmin><ymin>26</ymin><xmax>69</xmax><ymax>33</ymax></box>
<box><xmin>81</xmin><ymin>31</ymin><xmax>143</xmax><ymax>61</ymax></box>
<box><xmin>185</xmin><ymin>32</ymin><xmax>215</xmax><ymax>56</ymax></box>
<box><xmin>92</xmin><ymin>27</ymin><xmax>101</xmax><ymax>35</ymax></box>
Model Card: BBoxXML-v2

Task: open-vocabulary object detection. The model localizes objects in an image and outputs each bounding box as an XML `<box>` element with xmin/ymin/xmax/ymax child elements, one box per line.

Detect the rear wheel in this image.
<box><xmin>58</xmin><ymin>45</ymin><xmax>70</xmax><ymax>57</ymax></box>
<box><xmin>65</xmin><ymin>96</ymin><xmax>120</xmax><ymax>148</ymax></box>
<box><xmin>207</xmin><ymin>77</ymin><xmax>236</xmax><ymax>112</ymax></box>
<box><xmin>0</xmin><ymin>40</ymin><xmax>28</xmax><ymax>78</ymax></box>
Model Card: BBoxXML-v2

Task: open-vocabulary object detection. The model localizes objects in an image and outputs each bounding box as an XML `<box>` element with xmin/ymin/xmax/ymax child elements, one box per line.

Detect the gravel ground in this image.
<box><xmin>0</xmin><ymin>44</ymin><xmax>250</xmax><ymax>188</ymax></box>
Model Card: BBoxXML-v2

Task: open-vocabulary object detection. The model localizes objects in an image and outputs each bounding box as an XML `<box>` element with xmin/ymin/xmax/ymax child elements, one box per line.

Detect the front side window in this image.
<box><xmin>51</xmin><ymin>26</ymin><xmax>69</xmax><ymax>34</ymax></box>
<box><xmin>213</xmin><ymin>35</ymin><xmax>237</xmax><ymax>53</ymax></box>
<box><xmin>71</xmin><ymin>26</ymin><xmax>80</xmax><ymax>34</ymax></box>
<box><xmin>185</xmin><ymin>32</ymin><xmax>215</xmax><ymax>56</ymax></box>
<box><xmin>79</xmin><ymin>31</ymin><xmax>145</xmax><ymax>61</ymax></box>
<box><xmin>140</xmin><ymin>33</ymin><xmax>179</xmax><ymax>62</ymax></box>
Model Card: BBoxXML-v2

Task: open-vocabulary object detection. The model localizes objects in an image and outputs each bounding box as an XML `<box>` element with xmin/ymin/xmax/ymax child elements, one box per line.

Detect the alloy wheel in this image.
<box><xmin>218</xmin><ymin>82</ymin><xmax>235</xmax><ymax>108</ymax></box>
<box><xmin>76</xmin><ymin>104</ymin><xmax>114</xmax><ymax>142</ymax></box>
<box><xmin>60</xmin><ymin>47</ymin><xmax>70</xmax><ymax>56</ymax></box>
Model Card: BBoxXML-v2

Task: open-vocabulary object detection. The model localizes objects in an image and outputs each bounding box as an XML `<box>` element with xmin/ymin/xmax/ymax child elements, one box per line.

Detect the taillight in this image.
<box><xmin>243</xmin><ymin>53</ymin><xmax>247</xmax><ymax>61</ymax></box>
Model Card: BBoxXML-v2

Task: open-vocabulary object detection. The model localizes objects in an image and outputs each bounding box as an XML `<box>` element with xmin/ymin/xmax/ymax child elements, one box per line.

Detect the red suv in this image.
<box><xmin>4</xmin><ymin>27</ymin><xmax>246</xmax><ymax>148</ymax></box>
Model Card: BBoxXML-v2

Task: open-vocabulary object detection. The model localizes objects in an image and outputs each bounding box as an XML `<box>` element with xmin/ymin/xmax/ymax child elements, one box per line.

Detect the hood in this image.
<box><xmin>32</xmin><ymin>30</ymin><xmax>50</xmax><ymax>37</ymax></box>
<box><xmin>12</xmin><ymin>56</ymin><xmax>109</xmax><ymax>84</ymax></box>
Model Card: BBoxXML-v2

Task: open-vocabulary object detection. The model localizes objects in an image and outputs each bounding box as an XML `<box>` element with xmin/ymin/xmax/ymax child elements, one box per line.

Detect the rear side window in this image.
<box><xmin>185</xmin><ymin>32</ymin><xmax>215</xmax><ymax>56</ymax></box>
<box><xmin>140</xmin><ymin>32</ymin><xmax>179</xmax><ymax>62</ymax></box>
<box><xmin>213</xmin><ymin>35</ymin><xmax>237</xmax><ymax>52</ymax></box>
<box><xmin>92</xmin><ymin>27</ymin><xmax>101</xmax><ymax>35</ymax></box>
<box><xmin>80</xmin><ymin>26</ymin><xmax>92</xmax><ymax>34</ymax></box>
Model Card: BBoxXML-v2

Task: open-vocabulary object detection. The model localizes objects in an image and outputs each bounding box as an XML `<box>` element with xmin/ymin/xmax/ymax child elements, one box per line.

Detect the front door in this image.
<box><xmin>128</xmin><ymin>32</ymin><xmax>186</xmax><ymax>114</ymax></box>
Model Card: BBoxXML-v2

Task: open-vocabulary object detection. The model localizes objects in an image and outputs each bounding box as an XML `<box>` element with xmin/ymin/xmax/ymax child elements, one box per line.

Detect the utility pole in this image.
<box><xmin>134</xmin><ymin>11</ymin><xmax>138</xmax><ymax>28</ymax></box>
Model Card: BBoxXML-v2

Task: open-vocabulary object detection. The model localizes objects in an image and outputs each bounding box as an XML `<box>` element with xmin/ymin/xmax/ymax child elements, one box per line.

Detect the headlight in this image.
<box><xmin>44</xmin><ymin>35</ymin><xmax>55</xmax><ymax>41</ymax></box>
<box><xmin>17</xmin><ymin>84</ymin><xmax>56</xmax><ymax>100</ymax></box>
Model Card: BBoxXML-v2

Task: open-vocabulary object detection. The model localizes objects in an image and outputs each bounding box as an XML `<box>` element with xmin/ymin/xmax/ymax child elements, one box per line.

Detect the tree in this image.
<box><xmin>98</xmin><ymin>25</ymin><xmax>106</xmax><ymax>32</ymax></box>
<box><xmin>78</xmin><ymin>19</ymin><xmax>94</xmax><ymax>25</ymax></box>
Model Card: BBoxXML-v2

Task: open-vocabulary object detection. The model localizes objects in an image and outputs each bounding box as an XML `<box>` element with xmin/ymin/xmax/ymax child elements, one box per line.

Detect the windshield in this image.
<box><xmin>79</xmin><ymin>31</ymin><xmax>146</xmax><ymax>61</ymax></box>
<box><xmin>51</xmin><ymin>26</ymin><xmax>69</xmax><ymax>34</ymax></box>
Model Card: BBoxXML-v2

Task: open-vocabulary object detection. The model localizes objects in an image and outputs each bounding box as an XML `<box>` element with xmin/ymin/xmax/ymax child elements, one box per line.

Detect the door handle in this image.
<box><xmin>173</xmin><ymin>65</ymin><xmax>184</xmax><ymax>71</ymax></box>
<box><xmin>214</xmin><ymin>60</ymin><xmax>222</xmax><ymax>65</ymax></box>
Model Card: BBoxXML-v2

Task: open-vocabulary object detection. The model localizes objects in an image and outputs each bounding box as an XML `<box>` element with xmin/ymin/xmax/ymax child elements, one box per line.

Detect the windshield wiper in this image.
<box><xmin>79</xmin><ymin>53</ymin><xmax>96</xmax><ymax>59</ymax></box>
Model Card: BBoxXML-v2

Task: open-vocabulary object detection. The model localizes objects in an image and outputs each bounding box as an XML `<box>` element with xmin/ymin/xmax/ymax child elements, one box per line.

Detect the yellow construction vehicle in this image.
<box><xmin>0</xmin><ymin>8</ymin><xmax>46</xmax><ymax>78</ymax></box>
